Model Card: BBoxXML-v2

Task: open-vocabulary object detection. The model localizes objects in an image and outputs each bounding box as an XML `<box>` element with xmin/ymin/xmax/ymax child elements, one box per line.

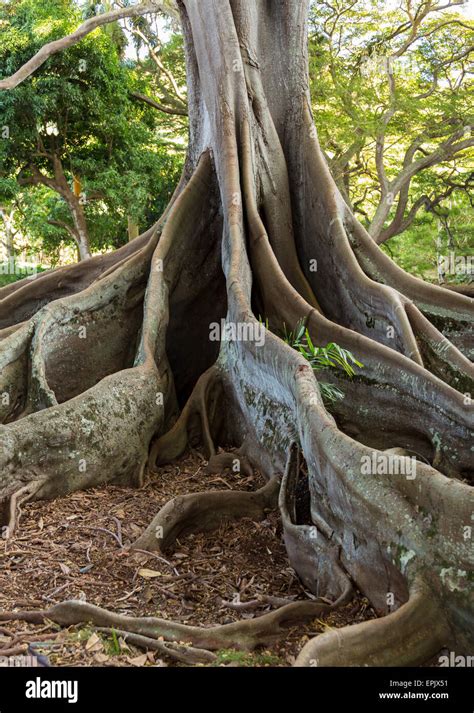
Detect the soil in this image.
<box><xmin>0</xmin><ymin>448</ymin><xmax>377</xmax><ymax>667</ymax></box>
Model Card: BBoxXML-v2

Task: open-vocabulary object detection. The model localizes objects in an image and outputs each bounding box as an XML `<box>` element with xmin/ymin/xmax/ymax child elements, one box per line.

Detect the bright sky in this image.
<box><xmin>75</xmin><ymin>0</ymin><xmax>474</xmax><ymax>59</ymax></box>
<box><xmin>462</xmin><ymin>0</ymin><xmax>474</xmax><ymax>16</ymax></box>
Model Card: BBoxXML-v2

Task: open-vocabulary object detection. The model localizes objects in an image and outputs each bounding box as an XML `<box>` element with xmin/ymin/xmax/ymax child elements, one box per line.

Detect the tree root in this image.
<box><xmin>242</xmin><ymin>114</ymin><xmax>472</xmax><ymax>478</ymax></box>
<box><xmin>5</xmin><ymin>478</ymin><xmax>47</xmax><ymax>539</ymax></box>
<box><xmin>346</xmin><ymin>215</ymin><xmax>474</xmax><ymax>359</ymax></box>
<box><xmin>148</xmin><ymin>365</ymin><xmax>223</xmax><ymax>469</ymax></box>
<box><xmin>0</xmin><ymin>594</ymin><xmax>345</xmax><ymax>652</ymax></box>
<box><xmin>279</xmin><ymin>444</ymin><xmax>355</xmax><ymax>602</ymax></box>
<box><xmin>95</xmin><ymin>627</ymin><xmax>217</xmax><ymax>665</ymax></box>
<box><xmin>0</xmin><ymin>169</ymin><xmax>187</xmax><ymax>331</ymax></box>
<box><xmin>23</xmin><ymin>239</ymin><xmax>156</xmax><ymax>412</ymax></box>
<box><xmin>404</xmin><ymin>301</ymin><xmax>474</xmax><ymax>393</ymax></box>
<box><xmin>0</xmin><ymin>227</ymin><xmax>156</xmax><ymax>331</ymax></box>
<box><xmin>221</xmin><ymin>594</ymin><xmax>305</xmax><ymax>611</ymax></box>
<box><xmin>132</xmin><ymin>477</ymin><xmax>280</xmax><ymax>552</ymax></box>
<box><xmin>295</xmin><ymin>576</ymin><xmax>451</xmax><ymax>666</ymax></box>
<box><xmin>205</xmin><ymin>450</ymin><xmax>254</xmax><ymax>477</ymax></box>
<box><xmin>0</xmin><ymin>156</ymin><xmax>216</xmax><ymax>511</ymax></box>
<box><xmin>0</xmin><ymin>322</ymin><xmax>33</xmax><ymax>423</ymax></box>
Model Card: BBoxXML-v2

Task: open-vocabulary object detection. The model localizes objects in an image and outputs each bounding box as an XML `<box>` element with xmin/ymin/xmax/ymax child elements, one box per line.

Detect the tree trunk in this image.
<box><xmin>127</xmin><ymin>216</ymin><xmax>140</xmax><ymax>241</ymax></box>
<box><xmin>368</xmin><ymin>196</ymin><xmax>393</xmax><ymax>242</ymax></box>
<box><xmin>18</xmin><ymin>156</ymin><xmax>92</xmax><ymax>261</ymax></box>
<box><xmin>67</xmin><ymin>196</ymin><xmax>91</xmax><ymax>261</ymax></box>
<box><xmin>0</xmin><ymin>0</ymin><xmax>472</xmax><ymax>665</ymax></box>
<box><xmin>69</xmin><ymin>173</ymin><xmax>91</xmax><ymax>261</ymax></box>
<box><xmin>0</xmin><ymin>207</ymin><xmax>15</xmax><ymax>259</ymax></box>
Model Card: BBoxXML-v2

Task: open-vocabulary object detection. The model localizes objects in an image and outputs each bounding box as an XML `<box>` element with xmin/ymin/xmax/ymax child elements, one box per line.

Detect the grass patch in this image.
<box><xmin>212</xmin><ymin>648</ymin><xmax>284</xmax><ymax>667</ymax></box>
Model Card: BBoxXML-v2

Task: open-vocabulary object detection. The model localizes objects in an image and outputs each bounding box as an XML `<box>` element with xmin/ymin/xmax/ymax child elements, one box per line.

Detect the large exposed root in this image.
<box><xmin>148</xmin><ymin>365</ymin><xmax>223</xmax><ymax>468</ymax></box>
<box><xmin>132</xmin><ymin>477</ymin><xmax>280</xmax><ymax>552</ymax></box>
<box><xmin>0</xmin><ymin>595</ymin><xmax>345</xmax><ymax>652</ymax></box>
<box><xmin>0</xmin><ymin>322</ymin><xmax>33</xmax><ymax>423</ymax></box>
<box><xmin>0</xmin><ymin>172</ymin><xmax>189</xmax><ymax>332</ymax></box>
<box><xmin>0</xmin><ymin>155</ymin><xmax>214</xmax><ymax>509</ymax></box>
<box><xmin>295</xmin><ymin>576</ymin><xmax>451</xmax><ymax>666</ymax></box>
<box><xmin>23</xmin><ymin>235</ymin><xmax>159</xmax><ymax>414</ymax></box>
<box><xmin>279</xmin><ymin>444</ymin><xmax>354</xmax><ymax>602</ymax></box>
<box><xmin>347</xmin><ymin>216</ymin><xmax>474</xmax><ymax>359</ymax></box>
<box><xmin>242</xmin><ymin>116</ymin><xmax>473</xmax><ymax>479</ymax></box>
<box><xmin>95</xmin><ymin>628</ymin><xmax>217</xmax><ymax>665</ymax></box>
<box><xmin>0</xmin><ymin>229</ymin><xmax>154</xmax><ymax>330</ymax></box>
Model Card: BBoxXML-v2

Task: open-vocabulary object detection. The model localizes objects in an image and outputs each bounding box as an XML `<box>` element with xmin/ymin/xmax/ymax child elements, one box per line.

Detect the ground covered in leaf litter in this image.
<box><xmin>0</xmin><ymin>449</ymin><xmax>377</xmax><ymax>667</ymax></box>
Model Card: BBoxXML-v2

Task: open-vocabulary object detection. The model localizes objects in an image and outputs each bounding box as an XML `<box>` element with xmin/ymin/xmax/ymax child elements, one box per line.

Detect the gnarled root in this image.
<box><xmin>279</xmin><ymin>444</ymin><xmax>354</xmax><ymax>602</ymax></box>
<box><xmin>295</xmin><ymin>576</ymin><xmax>451</xmax><ymax>667</ymax></box>
<box><xmin>0</xmin><ymin>154</ymin><xmax>214</xmax><ymax>515</ymax></box>
<box><xmin>95</xmin><ymin>628</ymin><xmax>217</xmax><ymax>665</ymax></box>
<box><xmin>148</xmin><ymin>365</ymin><xmax>223</xmax><ymax>469</ymax></box>
<box><xmin>0</xmin><ymin>594</ymin><xmax>345</xmax><ymax>652</ymax></box>
<box><xmin>4</xmin><ymin>478</ymin><xmax>47</xmax><ymax>539</ymax></box>
<box><xmin>205</xmin><ymin>450</ymin><xmax>254</xmax><ymax>477</ymax></box>
<box><xmin>133</xmin><ymin>477</ymin><xmax>280</xmax><ymax>552</ymax></box>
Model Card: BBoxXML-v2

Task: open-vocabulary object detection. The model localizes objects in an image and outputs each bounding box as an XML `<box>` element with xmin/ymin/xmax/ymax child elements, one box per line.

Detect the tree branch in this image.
<box><xmin>46</xmin><ymin>219</ymin><xmax>79</xmax><ymax>241</ymax></box>
<box><xmin>0</xmin><ymin>2</ymin><xmax>178</xmax><ymax>90</ymax></box>
<box><xmin>130</xmin><ymin>91</ymin><xmax>187</xmax><ymax>116</ymax></box>
<box><xmin>377</xmin><ymin>169</ymin><xmax>474</xmax><ymax>243</ymax></box>
<box><xmin>393</xmin><ymin>133</ymin><xmax>474</xmax><ymax>195</ymax></box>
<box><xmin>375</xmin><ymin>62</ymin><xmax>397</xmax><ymax>195</ymax></box>
<box><xmin>129</xmin><ymin>22</ymin><xmax>187</xmax><ymax>106</ymax></box>
<box><xmin>18</xmin><ymin>164</ymin><xmax>64</xmax><ymax>196</ymax></box>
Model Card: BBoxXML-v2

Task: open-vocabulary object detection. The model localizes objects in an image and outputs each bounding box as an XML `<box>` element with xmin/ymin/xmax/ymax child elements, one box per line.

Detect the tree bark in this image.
<box><xmin>0</xmin><ymin>0</ymin><xmax>472</xmax><ymax>665</ymax></box>
<box><xmin>0</xmin><ymin>207</ymin><xmax>16</xmax><ymax>259</ymax></box>
<box><xmin>127</xmin><ymin>216</ymin><xmax>140</xmax><ymax>242</ymax></box>
<box><xmin>51</xmin><ymin>156</ymin><xmax>91</xmax><ymax>261</ymax></box>
<box><xmin>67</xmin><ymin>197</ymin><xmax>91</xmax><ymax>261</ymax></box>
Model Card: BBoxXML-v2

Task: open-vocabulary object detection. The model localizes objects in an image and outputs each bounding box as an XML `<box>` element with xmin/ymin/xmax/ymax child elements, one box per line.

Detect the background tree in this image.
<box><xmin>0</xmin><ymin>0</ymin><xmax>183</xmax><ymax>261</ymax></box>
<box><xmin>308</xmin><ymin>0</ymin><xmax>474</xmax><ymax>248</ymax></box>
<box><xmin>126</xmin><ymin>13</ymin><xmax>188</xmax><ymax>121</ymax></box>
<box><xmin>0</xmin><ymin>177</ymin><xmax>19</xmax><ymax>259</ymax></box>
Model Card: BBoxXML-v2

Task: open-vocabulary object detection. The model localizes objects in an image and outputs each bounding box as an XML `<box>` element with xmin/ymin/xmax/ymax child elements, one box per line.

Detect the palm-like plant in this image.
<box><xmin>282</xmin><ymin>320</ymin><xmax>363</xmax><ymax>404</ymax></box>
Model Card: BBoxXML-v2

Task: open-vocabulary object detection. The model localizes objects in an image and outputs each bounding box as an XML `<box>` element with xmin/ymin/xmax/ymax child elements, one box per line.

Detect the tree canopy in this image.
<box><xmin>308</xmin><ymin>0</ymin><xmax>473</xmax><ymax>279</ymax></box>
<box><xmin>1</xmin><ymin>0</ymin><xmax>472</xmax><ymax>278</ymax></box>
<box><xmin>0</xmin><ymin>0</ymin><xmax>183</xmax><ymax>265</ymax></box>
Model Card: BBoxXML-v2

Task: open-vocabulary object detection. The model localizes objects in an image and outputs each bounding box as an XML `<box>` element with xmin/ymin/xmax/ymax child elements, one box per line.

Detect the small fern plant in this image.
<box><xmin>282</xmin><ymin>320</ymin><xmax>363</xmax><ymax>404</ymax></box>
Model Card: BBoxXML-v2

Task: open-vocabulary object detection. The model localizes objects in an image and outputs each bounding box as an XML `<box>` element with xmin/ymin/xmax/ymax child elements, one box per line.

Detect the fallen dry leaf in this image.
<box><xmin>85</xmin><ymin>632</ymin><xmax>104</xmax><ymax>653</ymax></box>
<box><xmin>138</xmin><ymin>568</ymin><xmax>161</xmax><ymax>579</ymax></box>
<box><xmin>127</xmin><ymin>654</ymin><xmax>148</xmax><ymax>667</ymax></box>
<box><xmin>94</xmin><ymin>653</ymin><xmax>110</xmax><ymax>663</ymax></box>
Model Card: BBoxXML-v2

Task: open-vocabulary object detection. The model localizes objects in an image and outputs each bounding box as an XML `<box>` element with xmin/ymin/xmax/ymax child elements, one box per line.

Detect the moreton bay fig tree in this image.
<box><xmin>0</xmin><ymin>0</ymin><xmax>472</xmax><ymax>666</ymax></box>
